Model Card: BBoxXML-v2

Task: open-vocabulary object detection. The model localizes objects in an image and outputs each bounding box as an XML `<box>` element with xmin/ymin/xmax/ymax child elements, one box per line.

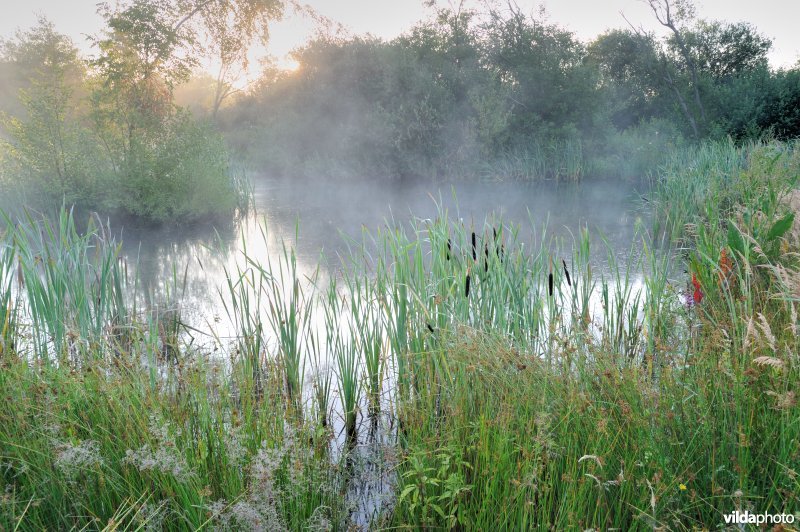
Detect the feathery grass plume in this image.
<box><xmin>54</xmin><ymin>439</ymin><xmax>104</xmax><ymax>478</ymax></box>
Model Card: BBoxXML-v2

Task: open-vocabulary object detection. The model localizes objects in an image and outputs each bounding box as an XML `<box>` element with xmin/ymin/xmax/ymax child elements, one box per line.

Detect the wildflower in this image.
<box><xmin>134</xmin><ymin>503</ymin><xmax>167</xmax><ymax>531</ymax></box>
<box><xmin>718</xmin><ymin>248</ymin><xmax>733</xmax><ymax>288</ymax></box>
<box><xmin>691</xmin><ymin>273</ymin><xmax>703</xmax><ymax>304</ymax></box>
<box><xmin>54</xmin><ymin>440</ymin><xmax>104</xmax><ymax>478</ymax></box>
<box><xmin>224</xmin><ymin>427</ymin><xmax>248</xmax><ymax>467</ymax></box>
<box><xmin>123</xmin><ymin>416</ymin><xmax>195</xmax><ymax>482</ymax></box>
<box><xmin>679</xmin><ymin>483</ymin><xmax>687</xmax><ymax>491</ymax></box>
<box><xmin>208</xmin><ymin>499</ymin><xmax>286</xmax><ymax>531</ymax></box>
<box><xmin>123</xmin><ymin>446</ymin><xmax>194</xmax><ymax>482</ymax></box>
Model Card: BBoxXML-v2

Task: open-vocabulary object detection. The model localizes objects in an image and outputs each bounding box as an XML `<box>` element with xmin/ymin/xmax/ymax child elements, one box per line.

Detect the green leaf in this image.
<box><xmin>767</xmin><ymin>212</ymin><xmax>794</xmax><ymax>241</ymax></box>
<box><xmin>727</xmin><ymin>223</ymin><xmax>746</xmax><ymax>256</ymax></box>
<box><xmin>431</xmin><ymin>504</ymin><xmax>447</xmax><ymax>519</ymax></box>
<box><xmin>398</xmin><ymin>485</ymin><xmax>417</xmax><ymax>504</ymax></box>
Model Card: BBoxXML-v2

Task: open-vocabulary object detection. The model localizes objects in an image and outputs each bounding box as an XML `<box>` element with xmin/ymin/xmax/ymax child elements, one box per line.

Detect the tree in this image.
<box><xmin>86</xmin><ymin>0</ymin><xmax>282</xmax><ymax>220</ymax></box>
<box><xmin>482</xmin><ymin>3</ymin><xmax>598</xmax><ymax>141</ymax></box>
<box><xmin>642</xmin><ymin>0</ymin><xmax>707</xmax><ymax>134</ymax></box>
<box><xmin>91</xmin><ymin>0</ymin><xmax>284</xmax><ymax>142</ymax></box>
<box><xmin>588</xmin><ymin>30</ymin><xmax>665</xmax><ymax>128</ymax></box>
<box><xmin>0</xmin><ymin>18</ymin><xmax>96</xmax><ymax>204</ymax></box>
<box><xmin>677</xmin><ymin>21</ymin><xmax>771</xmax><ymax>80</ymax></box>
<box><xmin>199</xmin><ymin>0</ymin><xmax>283</xmax><ymax>117</ymax></box>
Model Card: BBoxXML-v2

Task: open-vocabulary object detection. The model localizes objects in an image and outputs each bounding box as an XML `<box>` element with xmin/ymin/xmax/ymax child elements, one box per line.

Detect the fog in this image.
<box><xmin>118</xmin><ymin>176</ymin><xmax>647</xmax><ymax>335</ymax></box>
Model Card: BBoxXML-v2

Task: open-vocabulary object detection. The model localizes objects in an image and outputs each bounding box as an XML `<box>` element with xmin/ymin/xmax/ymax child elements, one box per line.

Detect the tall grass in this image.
<box><xmin>0</xmin><ymin>232</ymin><xmax>18</xmax><ymax>356</ymax></box>
<box><xmin>0</xmin><ymin>210</ymin><xmax>340</xmax><ymax>530</ymax></box>
<box><xmin>1</xmin><ymin>139</ymin><xmax>799</xmax><ymax>529</ymax></box>
<box><xmin>4</xmin><ymin>209</ymin><xmax>131</xmax><ymax>362</ymax></box>
<box><xmin>385</xmin><ymin>140</ymin><xmax>800</xmax><ymax>528</ymax></box>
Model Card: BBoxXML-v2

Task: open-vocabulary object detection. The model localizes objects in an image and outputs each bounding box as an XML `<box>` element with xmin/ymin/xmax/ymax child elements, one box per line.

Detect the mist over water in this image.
<box><xmin>118</xmin><ymin>175</ymin><xmax>648</xmax><ymax>334</ymax></box>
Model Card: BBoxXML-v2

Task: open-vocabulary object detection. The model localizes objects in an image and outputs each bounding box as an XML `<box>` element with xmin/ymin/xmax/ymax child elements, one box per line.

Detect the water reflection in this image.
<box><xmin>118</xmin><ymin>176</ymin><xmax>647</xmax><ymax>336</ymax></box>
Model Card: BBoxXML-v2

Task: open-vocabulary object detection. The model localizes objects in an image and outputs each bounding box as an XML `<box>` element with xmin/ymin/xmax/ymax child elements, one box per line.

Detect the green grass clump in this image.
<box><xmin>385</xmin><ymin>140</ymin><xmax>800</xmax><ymax>529</ymax></box>
<box><xmin>0</xmin><ymin>352</ymin><xmax>340</xmax><ymax>530</ymax></box>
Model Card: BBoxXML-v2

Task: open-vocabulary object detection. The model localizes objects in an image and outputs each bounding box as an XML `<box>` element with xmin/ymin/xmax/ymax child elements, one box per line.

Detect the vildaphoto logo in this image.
<box><xmin>723</xmin><ymin>510</ymin><xmax>795</xmax><ymax>525</ymax></box>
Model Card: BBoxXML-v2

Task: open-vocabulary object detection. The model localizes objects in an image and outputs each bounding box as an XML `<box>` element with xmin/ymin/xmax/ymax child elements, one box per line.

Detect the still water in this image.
<box><xmin>118</xmin><ymin>176</ymin><xmax>648</xmax><ymax>339</ymax></box>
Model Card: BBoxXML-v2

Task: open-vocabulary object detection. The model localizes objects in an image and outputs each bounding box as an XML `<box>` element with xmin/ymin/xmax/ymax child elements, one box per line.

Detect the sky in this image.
<box><xmin>1</xmin><ymin>0</ymin><xmax>798</xmax><ymax>71</ymax></box>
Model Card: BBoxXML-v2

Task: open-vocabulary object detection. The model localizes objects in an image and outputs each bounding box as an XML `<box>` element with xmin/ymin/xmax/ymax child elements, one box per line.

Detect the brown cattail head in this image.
<box><xmin>484</xmin><ymin>243</ymin><xmax>489</xmax><ymax>272</ymax></box>
<box><xmin>465</xmin><ymin>271</ymin><xmax>471</xmax><ymax>298</ymax></box>
<box><xmin>446</xmin><ymin>238</ymin><xmax>452</xmax><ymax>261</ymax></box>
<box><xmin>562</xmin><ymin>259</ymin><xmax>572</xmax><ymax>287</ymax></box>
<box><xmin>548</xmin><ymin>272</ymin><xmax>554</xmax><ymax>297</ymax></box>
<box><xmin>471</xmin><ymin>231</ymin><xmax>477</xmax><ymax>261</ymax></box>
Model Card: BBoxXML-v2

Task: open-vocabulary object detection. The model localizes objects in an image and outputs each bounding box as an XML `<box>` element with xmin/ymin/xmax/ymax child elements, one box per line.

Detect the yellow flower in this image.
<box><xmin>679</xmin><ymin>483</ymin><xmax>687</xmax><ymax>491</ymax></box>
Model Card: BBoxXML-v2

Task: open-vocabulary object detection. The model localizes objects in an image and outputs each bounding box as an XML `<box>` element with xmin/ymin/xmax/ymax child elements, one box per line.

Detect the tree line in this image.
<box><xmin>1</xmin><ymin>0</ymin><xmax>799</xmax><ymax>219</ymax></box>
<box><xmin>222</xmin><ymin>0</ymin><xmax>799</xmax><ymax>180</ymax></box>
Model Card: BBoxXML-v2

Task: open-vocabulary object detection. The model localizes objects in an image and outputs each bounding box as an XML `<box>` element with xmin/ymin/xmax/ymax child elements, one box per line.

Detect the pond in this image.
<box><xmin>110</xmin><ymin>176</ymin><xmax>653</xmax><ymax>522</ymax></box>
<box><xmin>118</xmin><ymin>176</ymin><xmax>650</xmax><ymax>338</ymax></box>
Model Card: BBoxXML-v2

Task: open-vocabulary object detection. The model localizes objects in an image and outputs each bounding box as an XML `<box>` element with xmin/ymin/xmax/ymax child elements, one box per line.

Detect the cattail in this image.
<box><xmin>465</xmin><ymin>271</ymin><xmax>471</xmax><ymax>298</ymax></box>
<box><xmin>492</xmin><ymin>227</ymin><xmax>499</xmax><ymax>255</ymax></box>
<box><xmin>548</xmin><ymin>272</ymin><xmax>554</xmax><ymax>297</ymax></box>
<box><xmin>494</xmin><ymin>228</ymin><xmax>505</xmax><ymax>262</ymax></box>
<box><xmin>562</xmin><ymin>259</ymin><xmax>572</xmax><ymax>287</ymax></box>
<box><xmin>484</xmin><ymin>243</ymin><xmax>489</xmax><ymax>272</ymax></box>
<box><xmin>471</xmin><ymin>231</ymin><xmax>477</xmax><ymax>261</ymax></box>
<box><xmin>426</xmin><ymin>323</ymin><xmax>435</xmax><ymax>334</ymax></box>
<box><xmin>446</xmin><ymin>238</ymin><xmax>452</xmax><ymax>261</ymax></box>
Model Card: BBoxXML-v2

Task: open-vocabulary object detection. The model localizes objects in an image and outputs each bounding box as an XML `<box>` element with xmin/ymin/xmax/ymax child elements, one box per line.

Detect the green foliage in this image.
<box><xmin>116</xmin><ymin>111</ymin><xmax>240</xmax><ymax>221</ymax></box>
<box><xmin>0</xmin><ymin>19</ymin><xmax>101</xmax><ymax>208</ymax></box>
<box><xmin>0</xmin><ymin>4</ymin><xmax>277</xmax><ymax>223</ymax></box>
<box><xmin>223</xmin><ymin>2</ymin><xmax>799</xmax><ymax>182</ymax></box>
<box><xmin>397</xmin><ymin>447</ymin><xmax>473</xmax><ymax>529</ymax></box>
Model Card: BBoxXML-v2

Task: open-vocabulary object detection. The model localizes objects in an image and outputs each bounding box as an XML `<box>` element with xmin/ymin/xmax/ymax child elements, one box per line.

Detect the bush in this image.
<box><xmin>115</xmin><ymin>111</ymin><xmax>241</xmax><ymax>222</ymax></box>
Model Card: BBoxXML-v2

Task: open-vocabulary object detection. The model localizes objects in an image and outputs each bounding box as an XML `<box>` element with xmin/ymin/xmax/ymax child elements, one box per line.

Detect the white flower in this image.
<box><xmin>54</xmin><ymin>440</ymin><xmax>104</xmax><ymax>477</ymax></box>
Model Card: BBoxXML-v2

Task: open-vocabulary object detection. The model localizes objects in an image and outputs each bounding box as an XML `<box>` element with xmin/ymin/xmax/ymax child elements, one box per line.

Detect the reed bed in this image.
<box><xmin>1</xmin><ymin>140</ymin><xmax>799</xmax><ymax>529</ymax></box>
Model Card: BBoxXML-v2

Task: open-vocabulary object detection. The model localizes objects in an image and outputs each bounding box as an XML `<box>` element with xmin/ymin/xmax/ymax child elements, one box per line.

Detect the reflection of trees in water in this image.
<box><xmin>114</xmin><ymin>208</ymin><xmax>329</xmax><ymax>338</ymax></box>
<box><xmin>106</xmin><ymin>177</ymin><xmax>648</xmax><ymax>337</ymax></box>
<box><xmin>116</xmin><ymin>216</ymin><xmax>239</xmax><ymax>317</ymax></box>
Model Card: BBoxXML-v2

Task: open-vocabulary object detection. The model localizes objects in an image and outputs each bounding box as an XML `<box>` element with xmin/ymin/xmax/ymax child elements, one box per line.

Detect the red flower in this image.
<box><xmin>718</xmin><ymin>248</ymin><xmax>733</xmax><ymax>288</ymax></box>
<box><xmin>691</xmin><ymin>273</ymin><xmax>703</xmax><ymax>304</ymax></box>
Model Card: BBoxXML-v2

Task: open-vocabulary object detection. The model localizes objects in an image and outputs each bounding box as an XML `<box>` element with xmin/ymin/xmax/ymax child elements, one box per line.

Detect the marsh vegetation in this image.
<box><xmin>0</xmin><ymin>0</ymin><xmax>799</xmax><ymax>530</ymax></box>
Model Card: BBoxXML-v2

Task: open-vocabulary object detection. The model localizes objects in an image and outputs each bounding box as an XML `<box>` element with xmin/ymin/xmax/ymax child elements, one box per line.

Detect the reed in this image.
<box><xmin>0</xmin><ymin>235</ymin><xmax>18</xmax><ymax>356</ymax></box>
<box><xmin>334</xmin><ymin>297</ymin><xmax>360</xmax><ymax>440</ymax></box>
<box><xmin>3</xmin><ymin>208</ymin><xmax>132</xmax><ymax>362</ymax></box>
